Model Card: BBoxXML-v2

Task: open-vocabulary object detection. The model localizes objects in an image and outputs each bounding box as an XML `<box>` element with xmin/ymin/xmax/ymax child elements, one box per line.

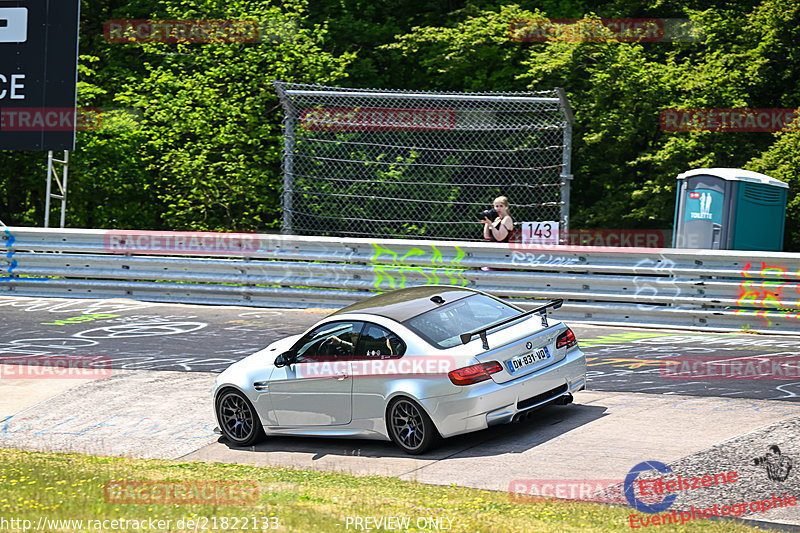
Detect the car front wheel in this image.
<box><xmin>387</xmin><ymin>398</ymin><xmax>439</xmax><ymax>455</ymax></box>
<box><xmin>216</xmin><ymin>389</ymin><xmax>265</xmax><ymax>447</ymax></box>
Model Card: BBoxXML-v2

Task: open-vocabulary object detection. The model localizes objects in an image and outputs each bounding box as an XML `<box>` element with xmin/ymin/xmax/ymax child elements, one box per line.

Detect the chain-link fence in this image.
<box><xmin>273</xmin><ymin>81</ymin><xmax>573</xmax><ymax>241</ymax></box>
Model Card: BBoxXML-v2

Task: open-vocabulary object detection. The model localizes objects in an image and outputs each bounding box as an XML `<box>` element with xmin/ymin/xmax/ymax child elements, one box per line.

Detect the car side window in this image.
<box><xmin>356</xmin><ymin>324</ymin><xmax>406</xmax><ymax>359</ymax></box>
<box><xmin>292</xmin><ymin>321</ymin><xmax>362</xmax><ymax>362</ymax></box>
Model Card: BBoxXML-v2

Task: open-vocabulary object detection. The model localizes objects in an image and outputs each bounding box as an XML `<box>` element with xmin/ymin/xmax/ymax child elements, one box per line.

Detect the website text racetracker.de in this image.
<box><xmin>0</xmin><ymin>516</ymin><xmax>280</xmax><ymax>531</ymax></box>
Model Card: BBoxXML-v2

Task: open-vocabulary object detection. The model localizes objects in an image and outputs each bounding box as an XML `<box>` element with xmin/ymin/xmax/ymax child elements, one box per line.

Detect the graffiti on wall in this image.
<box><xmin>735</xmin><ymin>261</ymin><xmax>800</xmax><ymax>326</ymax></box>
<box><xmin>370</xmin><ymin>243</ymin><xmax>468</xmax><ymax>289</ymax></box>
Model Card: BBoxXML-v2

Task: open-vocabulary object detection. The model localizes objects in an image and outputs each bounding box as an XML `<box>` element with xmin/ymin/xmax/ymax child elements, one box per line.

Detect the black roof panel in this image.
<box><xmin>332</xmin><ymin>285</ymin><xmax>479</xmax><ymax>322</ymax></box>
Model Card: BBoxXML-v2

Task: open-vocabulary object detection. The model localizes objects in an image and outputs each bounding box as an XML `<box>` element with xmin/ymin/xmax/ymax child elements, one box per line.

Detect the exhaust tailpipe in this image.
<box><xmin>554</xmin><ymin>393</ymin><xmax>573</xmax><ymax>405</ymax></box>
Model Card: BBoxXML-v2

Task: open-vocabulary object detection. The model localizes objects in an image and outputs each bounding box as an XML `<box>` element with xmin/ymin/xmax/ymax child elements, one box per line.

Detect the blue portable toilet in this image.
<box><xmin>673</xmin><ymin>168</ymin><xmax>788</xmax><ymax>251</ymax></box>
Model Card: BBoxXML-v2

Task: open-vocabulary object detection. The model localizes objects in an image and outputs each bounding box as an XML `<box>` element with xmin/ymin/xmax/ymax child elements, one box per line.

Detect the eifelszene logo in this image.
<box><xmin>624</xmin><ymin>461</ymin><xmax>678</xmax><ymax>513</ymax></box>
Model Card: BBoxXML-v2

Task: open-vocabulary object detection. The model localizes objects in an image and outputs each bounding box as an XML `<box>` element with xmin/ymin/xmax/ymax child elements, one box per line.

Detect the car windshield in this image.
<box><xmin>403</xmin><ymin>294</ymin><xmax>522</xmax><ymax>349</ymax></box>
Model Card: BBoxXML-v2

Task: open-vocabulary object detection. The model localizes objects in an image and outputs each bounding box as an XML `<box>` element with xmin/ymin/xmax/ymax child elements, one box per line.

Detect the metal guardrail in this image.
<box><xmin>2</xmin><ymin>227</ymin><xmax>800</xmax><ymax>334</ymax></box>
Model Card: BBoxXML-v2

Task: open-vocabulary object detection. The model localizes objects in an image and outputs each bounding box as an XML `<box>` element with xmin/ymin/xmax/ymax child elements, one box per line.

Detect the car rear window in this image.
<box><xmin>403</xmin><ymin>294</ymin><xmax>521</xmax><ymax>348</ymax></box>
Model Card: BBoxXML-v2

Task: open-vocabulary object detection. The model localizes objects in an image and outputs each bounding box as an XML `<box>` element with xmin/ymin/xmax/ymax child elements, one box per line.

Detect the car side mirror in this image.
<box><xmin>274</xmin><ymin>350</ymin><xmax>296</xmax><ymax>368</ymax></box>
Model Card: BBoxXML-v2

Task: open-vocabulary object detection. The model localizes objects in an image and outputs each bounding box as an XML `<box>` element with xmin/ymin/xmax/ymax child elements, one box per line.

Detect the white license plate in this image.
<box><xmin>507</xmin><ymin>347</ymin><xmax>550</xmax><ymax>373</ymax></box>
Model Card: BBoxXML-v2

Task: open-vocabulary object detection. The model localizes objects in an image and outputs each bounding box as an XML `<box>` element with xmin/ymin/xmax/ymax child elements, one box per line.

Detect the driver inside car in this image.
<box><xmin>319</xmin><ymin>333</ymin><xmax>357</xmax><ymax>356</ymax></box>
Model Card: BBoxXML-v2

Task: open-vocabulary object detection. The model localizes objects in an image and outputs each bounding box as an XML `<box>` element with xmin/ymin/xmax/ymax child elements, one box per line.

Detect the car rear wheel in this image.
<box><xmin>216</xmin><ymin>389</ymin><xmax>265</xmax><ymax>447</ymax></box>
<box><xmin>387</xmin><ymin>398</ymin><xmax>438</xmax><ymax>455</ymax></box>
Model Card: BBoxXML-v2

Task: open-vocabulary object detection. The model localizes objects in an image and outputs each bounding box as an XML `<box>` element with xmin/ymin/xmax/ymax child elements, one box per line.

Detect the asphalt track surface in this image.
<box><xmin>1</xmin><ymin>295</ymin><xmax>800</xmax><ymax>400</ymax></box>
<box><xmin>2</xmin><ymin>296</ymin><xmax>800</xmax><ymax>529</ymax></box>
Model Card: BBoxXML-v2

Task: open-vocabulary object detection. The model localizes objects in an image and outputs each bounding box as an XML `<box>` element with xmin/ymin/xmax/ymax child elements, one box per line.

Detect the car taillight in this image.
<box><xmin>448</xmin><ymin>361</ymin><xmax>503</xmax><ymax>386</ymax></box>
<box><xmin>556</xmin><ymin>328</ymin><xmax>577</xmax><ymax>349</ymax></box>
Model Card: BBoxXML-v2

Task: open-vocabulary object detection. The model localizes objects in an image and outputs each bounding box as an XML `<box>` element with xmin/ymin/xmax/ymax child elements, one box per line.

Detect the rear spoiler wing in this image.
<box><xmin>460</xmin><ymin>299</ymin><xmax>563</xmax><ymax>351</ymax></box>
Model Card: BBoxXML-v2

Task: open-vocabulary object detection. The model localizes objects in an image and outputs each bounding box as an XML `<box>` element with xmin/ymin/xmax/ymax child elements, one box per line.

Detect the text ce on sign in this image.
<box><xmin>0</xmin><ymin>0</ymin><xmax>80</xmax><ymax>150</ymax></box>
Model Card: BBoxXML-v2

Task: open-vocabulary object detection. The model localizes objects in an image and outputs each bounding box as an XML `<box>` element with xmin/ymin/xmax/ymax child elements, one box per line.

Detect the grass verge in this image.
<box><xmin>0</xmin><ymin>448</ymin><xmax>777</xmax><ymax>532</ymax></box>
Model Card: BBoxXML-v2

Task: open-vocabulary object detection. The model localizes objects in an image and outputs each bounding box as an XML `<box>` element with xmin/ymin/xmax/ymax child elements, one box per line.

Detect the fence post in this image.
<box><xmin>273</xmin><ymin>81</ymin><xmax>296</xmax><ymax>235</ymax></box>
<box><xmin>556</xmin><ymin>88</ymin><xmax>574</xmax><ymax>240</ymax></box>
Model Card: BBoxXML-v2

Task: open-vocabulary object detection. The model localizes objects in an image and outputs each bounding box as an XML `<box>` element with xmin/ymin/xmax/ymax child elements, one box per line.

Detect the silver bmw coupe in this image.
<box><xmin>213</xmin><ymin>285</ymin><xmax>586</xmax><ymax>454</ymax></box>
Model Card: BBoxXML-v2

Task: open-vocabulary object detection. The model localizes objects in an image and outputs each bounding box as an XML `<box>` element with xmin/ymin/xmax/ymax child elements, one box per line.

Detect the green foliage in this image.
<box><xmin>378</xmin><ymin>3</ymin><xmax>800</xmax><ymax>242</ymax></box>
<box><xmin>746</xmin><ymin>128</ymin><xmax>800</xmax><ymax>250</ymax></box>
<box><xmin>3</xmin><ymin>0</ymin><xmax>352</xmax><ymax>231</ymax></box>
<box><xmin>106</xmin><ymin>0</ymin><xmax>353</xmax><ymax>231</ymax></box>
<box><xmin>0</xmin><ymin>152</ymin><xmax>46</xmax><ymax>226</ymax></box>
<box><xmin>2</xmin><ymin>0</ymin><xmax>799</xmax><ymax>250</ymax></box>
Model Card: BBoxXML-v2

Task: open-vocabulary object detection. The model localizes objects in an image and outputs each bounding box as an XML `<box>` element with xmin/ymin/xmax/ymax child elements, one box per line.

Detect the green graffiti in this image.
<box><xmin>371</xmin><ymin>243</ymin><xmax>398</xmax><ymax>263</ymax></box>
<box><xmin>453</xmin><ymin>245</ymin><xmax>465</xmax><ymax>265</ymax></box>
<box><xmin>431</xmin><ymin>245</ymin><xmax>443</xmax><ymax>264</ymax></box>
<box><xmin>370</xmin><ymin>244</ymin><xmax>468</xmax><ymax>289</ymax></box>
<box><xmin>41</xmin><ymin>313</ymin><xmax>121</xmax><ymax>326</ymax></box>
<box><xmin>400</xmin><ymin>248</ymin><xmax>425</xmax><ymax>263</ymax></box>
<box><xmin>579</xmin><ymin>332</ymin><xmax>673</xmax><ymax>347</ymax></box>
<box><xmin>373</xmin><ymin>265</ymin><xmax>397</xmax><ymax>289</ymax></box>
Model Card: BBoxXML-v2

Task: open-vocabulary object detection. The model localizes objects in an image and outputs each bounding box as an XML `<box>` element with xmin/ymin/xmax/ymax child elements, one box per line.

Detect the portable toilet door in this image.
<box><xmin>673</xmin><ymin>168</ymin><xmax>788</xmax><ymax>251</ymax></box>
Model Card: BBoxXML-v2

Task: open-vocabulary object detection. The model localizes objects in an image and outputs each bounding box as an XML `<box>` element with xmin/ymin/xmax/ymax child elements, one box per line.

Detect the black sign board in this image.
<box><xmin>0</xmin><ymin>0</ymin><xmax>80</xmax><ymax>150</ymax></box>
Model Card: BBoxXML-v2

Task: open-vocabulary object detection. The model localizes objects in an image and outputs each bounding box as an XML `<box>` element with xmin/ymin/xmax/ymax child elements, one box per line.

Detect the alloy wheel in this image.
<box><xmin>390</xmin><ymin>399</ymin><xmax>425</xmax><ymax>451</ymax></box>
<box><xmin>218</xmin><ymin>391</ymin><xmax>258</xmax><ymax>444</ymax></box>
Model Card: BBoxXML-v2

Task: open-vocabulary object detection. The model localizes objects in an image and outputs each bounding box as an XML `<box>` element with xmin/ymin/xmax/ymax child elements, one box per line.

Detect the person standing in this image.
<box><xmin>482</xmin><ymin>196</ymin><xmax>514</xmax><ymax>243</ymax></box>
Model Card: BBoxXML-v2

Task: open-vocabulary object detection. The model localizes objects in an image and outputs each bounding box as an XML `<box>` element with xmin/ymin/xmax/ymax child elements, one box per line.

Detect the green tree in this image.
<box><xmin>96</xmin><ymin>0</ymin><xmax>353</xmax><ymax>230</ymax></box>
<box><xmin>379</xmin><ymin>2</ymin><xmax>800</xmax><ymax>242</ymax></box>
<box><xmin>747</xmin><ymin>126</ymin><xmax>800</xmax><ymax>250</ymax></box>
<box><xmin>2</xmin><ymin>0</ymin><xmax>353</xmax><ymax>231</ymax></box>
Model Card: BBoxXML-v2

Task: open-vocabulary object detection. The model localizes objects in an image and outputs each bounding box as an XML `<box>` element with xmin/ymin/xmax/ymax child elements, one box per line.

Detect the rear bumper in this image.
<box><xmin>421</xmin><ymin>347</ymin><xmax>586</xmax><ymax>438</ymax></box>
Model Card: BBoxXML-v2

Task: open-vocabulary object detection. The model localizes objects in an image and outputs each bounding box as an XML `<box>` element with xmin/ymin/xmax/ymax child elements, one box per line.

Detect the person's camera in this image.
<box><xmin>478</xmin><ymin>208</ymin><xmax>498</xmax><ymax>221</ymax></box>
